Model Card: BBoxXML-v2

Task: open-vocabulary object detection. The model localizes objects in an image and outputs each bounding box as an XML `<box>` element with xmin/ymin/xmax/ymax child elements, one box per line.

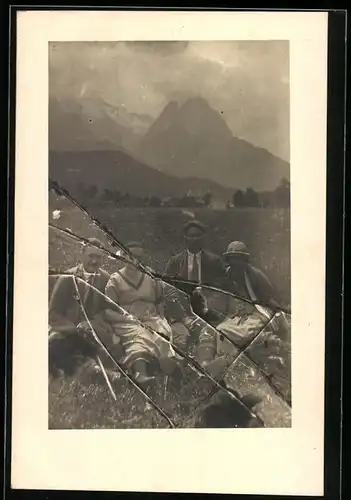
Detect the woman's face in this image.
<box><xmin>128</xmin><ymin>246</ymin><xmax>146</xmax><ymax>265</ymax></box>
<box><xmin>226</xmin><ymin>254</ymin><xmax>248</xmax><ymax>273</ymax></box>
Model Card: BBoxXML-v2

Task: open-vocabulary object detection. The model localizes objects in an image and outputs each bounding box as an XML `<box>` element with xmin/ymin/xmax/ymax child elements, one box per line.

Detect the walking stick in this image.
<box><xmin>96</xmin><ymin>355</ymin><xmax>117</xmax><ymax>401</ymax></box>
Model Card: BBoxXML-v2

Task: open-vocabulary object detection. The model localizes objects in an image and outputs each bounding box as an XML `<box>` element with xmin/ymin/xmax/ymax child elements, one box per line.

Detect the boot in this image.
<box><xmin>132</xmin><ymin>360</ymin><xmax>156</xmax><ymax>387</ymax></box>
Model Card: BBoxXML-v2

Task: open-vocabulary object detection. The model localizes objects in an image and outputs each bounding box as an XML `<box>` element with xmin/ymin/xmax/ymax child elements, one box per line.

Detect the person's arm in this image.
<box><xmin>105</xmin><ymin>275</ymin><xmax>120</xmax><ymax>306</ymax></box>
<box><xmin>165</xmin><ymin>256</ymin><xmax>177</xmax><ymax>277</ymax></box>
<box><xmin>163</xmin><ymin>282</ymin><xmax>193</xmax><ymax>323</ymax></box>
<box><xmin>104</xmin><ymin>276</ymin><xmax>128</xmax><ymax>324</ymax></box>
<box><xmin>214</xmin><ymin>256</ymin><xmax>231</xmax><ymax>289</ymax></box>
<box><xmin>255</xmin><ymin>268</ymin><xmax>282</xmax><ymax>309</ymax></box>
<box><xmin>49</xmin><ymin>275</ymin><xmax>77</xmax><ymax>333</ymax></box>
<box><xmin>154</xmin><ymin>278</ymin><xmax>166</xmax><ymax>316</ymax></box>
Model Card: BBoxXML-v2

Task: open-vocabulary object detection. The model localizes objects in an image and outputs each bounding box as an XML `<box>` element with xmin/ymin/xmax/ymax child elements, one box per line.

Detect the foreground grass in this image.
<box><xmin>49</xmin><ymin>341</ymin><xmax>291</xmax><ymax>429</ymax></box>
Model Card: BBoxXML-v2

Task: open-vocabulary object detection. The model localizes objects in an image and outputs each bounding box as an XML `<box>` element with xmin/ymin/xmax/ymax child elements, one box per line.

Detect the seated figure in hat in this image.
<box><xmin>223</xmin><ymin>241</ymin><xmax>282</xmax><ymax>309</ymax></box>
<box><xmin>215</xmin><ymin>241</ymin><xmax>290</xmax><ymax>350</ymax></box>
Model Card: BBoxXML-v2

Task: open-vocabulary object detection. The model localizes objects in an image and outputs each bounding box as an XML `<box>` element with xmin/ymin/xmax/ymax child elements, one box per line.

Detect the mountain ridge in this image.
<box><xmin>49</xmin><ymin>95</ymin><xmax>289</xmax><ymax>192</ymax></box>
<box><xmin>49</xmin><ymin>148</ymin><xmax>236</xmax><ymax>203</ymax></box>
<box><xmin>137</xmin><ymin>96</ymin><xmax>289</xmax><ymax>191</ymax></box>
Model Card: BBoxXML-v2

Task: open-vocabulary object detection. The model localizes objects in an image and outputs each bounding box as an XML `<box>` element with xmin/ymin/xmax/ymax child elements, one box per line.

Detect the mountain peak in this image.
<box><xmin>180</xmin><ymin>96</ymin><xmax>211</xmax><ymax>110</ymax></box>
<box><xmin>164</xmin><ymin>100</ymin><xmax>179</xmax><ymax>110</ymax></box>
<box><xmin>138</xmin><ymin>95</ymin><xmax>290</xmax><ymax>191</ymax></box>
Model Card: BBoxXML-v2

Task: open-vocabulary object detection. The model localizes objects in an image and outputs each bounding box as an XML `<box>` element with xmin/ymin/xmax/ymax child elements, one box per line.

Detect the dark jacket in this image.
<box><xmin>49</xmin><ymin>265</ymin><xmax>110</xmax><ymax>332</ymax></box>
<box><xmin>226</xmin><ymin>264</ymin><xmax>282</xmax><ymax>310</ymax></box>
<box><xmin>165</xmin><ymin>249</ymin><xmax>227</xmax><ymax>288</ymax></box>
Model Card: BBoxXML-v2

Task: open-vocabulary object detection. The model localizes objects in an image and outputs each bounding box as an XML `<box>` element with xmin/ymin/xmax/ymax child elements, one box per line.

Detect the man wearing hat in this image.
<box><xmin>163</xmin><ymin>220</ymin><xmax>227</xmax><ymax>356</ymax></box>
<box><xmin>218</xmin><ymin>241</ymin><xmax>290</xmax><ymax>346</ymax></box>
<box><xmin>165</xmin><ymin>220</ymin><xmax>227</xmax><ymax>288</ymax></box>
<box><xmin>223</xmin><ymin>241</ymin><xmax>282</xmax><ymax>310</ymax></box>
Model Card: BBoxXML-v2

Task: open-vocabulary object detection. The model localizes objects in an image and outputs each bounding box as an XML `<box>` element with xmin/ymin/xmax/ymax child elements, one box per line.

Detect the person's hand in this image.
<box><xmin>191</xmin><ymin>287</ymin><xmax>209</xmax><ymax>316</ymax></box>
<box><xmin>77</xmin><ymin>319</ymin><xmax>112</xmax><ymax>340</ymax></box>
<box><xmin>182</xmin><ymin>315</ymin><xmax>195</xmax><ymax>329</ymax></box>
<box><xmin>76</xmin><ymin>321</ymin><xmax>91</xmax><ymax>334</ymax></box>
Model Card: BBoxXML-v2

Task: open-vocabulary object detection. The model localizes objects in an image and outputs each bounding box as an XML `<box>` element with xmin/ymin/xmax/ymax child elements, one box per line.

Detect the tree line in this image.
<box><xmin>73</xmin><ymin>177</ymin><xmax>290</xmax><ymax>209</ymax></box>
<box><xmin>228</xmin><ymin>178</ymin><xmax>290</xmax><ymax>209</ymax></box>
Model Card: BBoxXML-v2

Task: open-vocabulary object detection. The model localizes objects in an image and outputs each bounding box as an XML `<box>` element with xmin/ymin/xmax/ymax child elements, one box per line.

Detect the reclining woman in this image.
<box><xmin>104</xmin><ymin>242</ymin><xmax>178</xmax><ymax>386</ymax></box>
<box><xmin>193</xmin><ymin>241</ymin><xmax>290</xmax><ymax>376</ymax></box>
<box><xmin>217</xmin><ymin>241</ymin><xmax>289</xmax><ymax>348</ymax></box>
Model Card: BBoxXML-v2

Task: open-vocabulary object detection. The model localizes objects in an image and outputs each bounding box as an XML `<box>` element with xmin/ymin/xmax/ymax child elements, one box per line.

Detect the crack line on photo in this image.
<box><xmin>70</xmin><ymin>276</ymin><xmax>266</xmax><ymax>425</ymax></box>
<box><xmin>50</xmin><ymin>268</ymin><xmax>290</xmax><ymax>408</ymax></box>
<box><xmin>179</xmin><ymin>313</ymin><xmax>290</xmax><ymax>427</ymax></box>
<box><xmin>50</xmin><ymin>181</ymin><xmax>291</xmax><ymax>315</ymax></box>
<box><xmin>50</xmin><ymin>223</ymin><xmax>135</xmax><ymax>268</ymax></box>
<box><xmin>72</xmin><ymin>275</ymin><xmax>176</xmax><ymax>428</ymax></box>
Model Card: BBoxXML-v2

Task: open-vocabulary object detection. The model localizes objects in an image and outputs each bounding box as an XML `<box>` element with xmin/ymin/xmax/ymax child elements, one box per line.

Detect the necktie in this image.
<box><xmin>191</xmin><ymin>254</ymin><xmax>200</xmax><ymax>282</ymax></box>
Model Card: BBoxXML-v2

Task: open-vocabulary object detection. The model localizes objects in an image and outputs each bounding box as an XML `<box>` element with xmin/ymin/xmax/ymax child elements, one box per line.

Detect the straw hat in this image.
<box><xmin>223</xmin><ymin>241</ymin><xmax>250</xmax><ymax>258</ymax></box>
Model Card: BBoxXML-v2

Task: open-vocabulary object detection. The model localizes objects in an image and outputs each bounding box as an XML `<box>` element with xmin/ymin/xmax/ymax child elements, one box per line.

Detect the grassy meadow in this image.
<box><xmin>49</xmin><ymin>205</ymin><xmax>291</xmax><ymax>428</ymax></box>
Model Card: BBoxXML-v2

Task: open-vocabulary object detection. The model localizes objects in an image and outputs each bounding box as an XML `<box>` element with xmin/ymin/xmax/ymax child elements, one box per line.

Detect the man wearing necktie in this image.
<box><xmin>188</xmin><ymin>249</ymin><xmax>201</xmax><ymax>283</ymax></box>
<box><xmin>164</xmin><ymin>220</ymin><xmax>227</xmax><ymax>353</ymax></box>
<box><xmin>165</xmin><ymin>220</ymin><xmax>227</xmax><ymax>287</ymax></box>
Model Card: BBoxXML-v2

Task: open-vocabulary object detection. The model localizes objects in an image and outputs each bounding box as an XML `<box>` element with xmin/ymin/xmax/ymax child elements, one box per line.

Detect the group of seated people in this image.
<box><xmin>49</xmin><ymin>220</ymin><xmax>289</xmax><ymax>389</ymax></box>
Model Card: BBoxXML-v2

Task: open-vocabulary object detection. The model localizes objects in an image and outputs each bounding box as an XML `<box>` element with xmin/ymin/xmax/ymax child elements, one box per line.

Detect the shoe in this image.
<box><xmin>134</xmin><ymin>372</ymin><xmax>156</xmax><ymax>387</ymax></box>
<box><xmin>159</xmin><ymin>356</ymin><xmax>179</xmax><ymax>375</ymax></box>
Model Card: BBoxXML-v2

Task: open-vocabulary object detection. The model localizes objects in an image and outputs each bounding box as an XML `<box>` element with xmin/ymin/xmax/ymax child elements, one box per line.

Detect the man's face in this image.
<box><xmin>184</xmin><ymin>227</ymin><xmax>205</xmax><ymax>254</ymax></box>
<box><xmin>82</xmin><ymin>245</ymin><xmax>103</xmax><ymax>273</ymax></box>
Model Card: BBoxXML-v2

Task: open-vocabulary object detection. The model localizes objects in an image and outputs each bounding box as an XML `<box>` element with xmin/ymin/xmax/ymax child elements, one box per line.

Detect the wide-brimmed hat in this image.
<box><xmin>223</xmin><ymin>241</ymin><xmax>250</xmax><ymax>258</ymax></box>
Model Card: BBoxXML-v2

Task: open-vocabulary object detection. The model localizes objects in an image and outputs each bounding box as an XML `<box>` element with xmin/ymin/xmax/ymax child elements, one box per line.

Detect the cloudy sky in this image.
<box><xmin>49</xmin><ymin>41</ymin><xmax>289</xmax><ymax>161</ymax></box>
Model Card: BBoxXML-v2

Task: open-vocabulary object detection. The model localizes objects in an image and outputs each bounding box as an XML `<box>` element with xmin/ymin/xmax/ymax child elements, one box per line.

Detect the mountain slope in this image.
<box><xmin>49</xmin><ymin>96</ymin><xmax>141</xmax><ymax>152</ymax></box>
<box><xmin>137</xmin><ymin>97</ymin><xmax>289</xmax><ymax>191</ymax></box>
<box><xmin>49</xmin><ymin>95</ymin><xmax>289</xmax><ymax>193</ymax></box>
<box><xmin>49</xmin><ymin>149</ymin><xmax>234</xmax><ymax>201</ymax></box>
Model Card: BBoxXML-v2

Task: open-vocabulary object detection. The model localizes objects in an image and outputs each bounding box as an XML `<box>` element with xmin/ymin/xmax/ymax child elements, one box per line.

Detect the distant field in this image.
<box><xmin>49</xmin><ymin>205</ymin><xmax>291</xmax><ymax>428</ymax></box>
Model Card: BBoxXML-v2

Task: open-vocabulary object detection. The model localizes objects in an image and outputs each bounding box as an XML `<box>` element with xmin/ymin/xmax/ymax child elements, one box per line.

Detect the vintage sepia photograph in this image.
<box><xmin>12</xmin><ymin>9</ymin><xmax>329</xmax><ymax>495</ymax></box>
<box><xmin>48</xmin><ymin>40</ymin><xmax>292</xmax><ymax>430</ymax></box>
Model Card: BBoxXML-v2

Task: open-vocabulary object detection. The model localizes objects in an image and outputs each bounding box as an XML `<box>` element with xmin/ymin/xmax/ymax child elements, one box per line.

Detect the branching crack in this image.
<box><xmin>49</xmin><ymin>180</ymin><xmax>292</xmax><ymax>428</ymax></box>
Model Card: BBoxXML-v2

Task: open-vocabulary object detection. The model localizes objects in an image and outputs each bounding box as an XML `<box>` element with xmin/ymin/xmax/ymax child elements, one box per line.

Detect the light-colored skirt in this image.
<box><xmin>106</xmin><ymin>309</ymin><xmax>174</xmax><ymax>368</ymax></box>
<box><xmin>217</xmin><ymin>312</ymin><xmax>267</xmax><ymax>350</ymax></box>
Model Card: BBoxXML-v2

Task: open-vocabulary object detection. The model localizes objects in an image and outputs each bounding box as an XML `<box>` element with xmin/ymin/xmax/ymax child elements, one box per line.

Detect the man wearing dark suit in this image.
<box><xmin>164</xmin><ymin>220</ymin><xmax>227</xmax><ymax>354</ymax></box>
<box><xmin>165</xmin><ymin>220</ymin><xmax>227</xmax><ymax>288</ymax></box>
<box><xmin>49</xmin><ymin>237</ymin><xmax>114</xmax><ymax>378</ymax></box>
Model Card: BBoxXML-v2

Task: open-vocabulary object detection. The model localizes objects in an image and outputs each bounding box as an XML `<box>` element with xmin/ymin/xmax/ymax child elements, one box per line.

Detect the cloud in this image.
<box><xmin>124</xmin><ymin>41</ymin><xmax>190</xmax><ymax>55</ymax></box>
<box><xmin>49</xmin><ymin>41</ymin><xmax>289</xmax><ymax>161</ymax></box>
